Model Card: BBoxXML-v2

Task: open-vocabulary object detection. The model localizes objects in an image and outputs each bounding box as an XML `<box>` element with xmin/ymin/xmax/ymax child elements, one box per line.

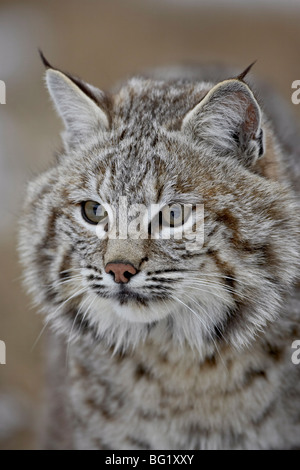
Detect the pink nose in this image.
<box><xmin>105</xmin><ymin>262</ymin><xmax>137</xmax><ymax>283</ymax></box>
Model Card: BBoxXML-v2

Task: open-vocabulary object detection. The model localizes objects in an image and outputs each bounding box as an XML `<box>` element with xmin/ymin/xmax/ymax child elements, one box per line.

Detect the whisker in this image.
<box><xmin>188</xmin><ymin>272</ymin><xmax>250</xmax><ymax>287</ymax></box>
<box><xmin>31</xmin><ymin>318</ymin><xmax>51</xmax><ymax>352</ymax></box>
<box><xmin>65</xmin><ymin>294</ymin><xmax>98</xmax><ymax>369</ymax></box>
<box><xmin>65</xmin><ymin>310</ymin><xmax>82</xmax><ymax>368</ymax></box>
<box><xmin>79</xmin><ymin>294</ymin><xmax>98</xmax><ymax>333</ymax></box>
<box><xmin>183</xmin><ymin>281</ymin><xmax>253</xmax><ymax>301</ymax></box>
<box><xmin>182</xmin><ymin>292</ymin><xmax>227</xmax><ymax>371</ymax></box>
<box><xmin>185</xmin><ymin>281</ymin><xmax>256</xmax><ymax>304</ymax></box>
<box><xmin>45</xmin><ymin>276</ymin><xmax>83</xmax><ymax>290</ymax></box>
<box><xmin>183</xmin><ymin>284</ymin><xmax>230</xmax><ymax>304</ymax></box>
<box><xmin>59</xmin><ymin>268</ymin><xmax>83</xmax><ymax>274</ymax></box>
<box><xmin>50</xmin><ymin>286</ymin><xmax>88</xmax><ymax>319</ymax></box>
<box><xmin>30</xmin><ymin>278</ymin><xmax>88</xmax><ymax>353</ymax></box>
<box><xmin>172</xmin><ymin>294</ymin><xmax>219</xmax><ymax>351</ymax></box>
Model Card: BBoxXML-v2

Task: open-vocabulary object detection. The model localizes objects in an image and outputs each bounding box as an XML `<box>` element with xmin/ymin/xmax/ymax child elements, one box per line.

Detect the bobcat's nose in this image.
<box><xmin>105</xmin><ymin>262</ymin><xmax>137</xmax><ymax>284</ymax></box>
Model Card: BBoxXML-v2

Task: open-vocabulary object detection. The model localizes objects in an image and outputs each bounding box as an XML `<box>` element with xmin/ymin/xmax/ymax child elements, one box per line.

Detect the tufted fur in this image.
<box><xmin>19</xmin><ymin>60</ymin><xmax>300</xmax><ymax>449</ymax></box>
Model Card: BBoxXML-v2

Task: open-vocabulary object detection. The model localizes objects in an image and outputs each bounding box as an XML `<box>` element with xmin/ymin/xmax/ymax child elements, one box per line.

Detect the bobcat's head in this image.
<box><xmin>19</xmin><ymin>57</ymin><xmax>300</xmax><ymax>355</ymax></box>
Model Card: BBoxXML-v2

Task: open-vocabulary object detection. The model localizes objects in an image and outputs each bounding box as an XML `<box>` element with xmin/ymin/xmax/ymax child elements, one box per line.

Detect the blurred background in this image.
<box><xmin>0</xmin><ymin>0</ymin><xmax>300</xmax><ymax>449</ymax></box>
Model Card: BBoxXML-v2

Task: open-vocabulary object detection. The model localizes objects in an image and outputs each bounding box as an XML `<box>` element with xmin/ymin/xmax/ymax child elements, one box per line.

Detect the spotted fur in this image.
<box><xmin>19</xmin><ymin>61</ymin><xmax>300</xmax><ymax>449</ymax></box>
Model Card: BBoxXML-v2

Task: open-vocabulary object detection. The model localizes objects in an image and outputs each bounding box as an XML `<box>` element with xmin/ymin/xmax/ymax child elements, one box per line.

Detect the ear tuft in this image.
<box><xmin>236</xmin><ymin>61</ymin><xmax>257</xmax><ymax>81</ymax></box>
<box><xmin>39</xmin><ymin>49</ymin><xmax>53</xmax><ymax>69</ymax></box>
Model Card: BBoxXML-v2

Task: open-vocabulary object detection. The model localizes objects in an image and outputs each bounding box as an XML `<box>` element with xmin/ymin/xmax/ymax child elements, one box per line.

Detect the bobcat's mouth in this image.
<box><xmin>114</xmin><ymin>286</ymin><xmax>149</xmax><ymax>306</ymax></box>
<box><xmin>107</xmin><ymin>284</ymin><xmax>170</xmax><ymax>307</ymax></box>
<box><xmin>85</xmin><ymin>268</ymin><xmax>172</xmax><ymax>307</ymax></box>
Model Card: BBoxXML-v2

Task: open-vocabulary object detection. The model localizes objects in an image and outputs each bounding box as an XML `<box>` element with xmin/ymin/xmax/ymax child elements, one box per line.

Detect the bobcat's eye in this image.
<box><xmin>161</xmin><ymin>204</ymin><xmax>191</xmax><ymax>228</ymax></box>
<box><xmin>81</xmin><ymin>201</ymin><xmax>108</xmax><ymax>225</ymax></box>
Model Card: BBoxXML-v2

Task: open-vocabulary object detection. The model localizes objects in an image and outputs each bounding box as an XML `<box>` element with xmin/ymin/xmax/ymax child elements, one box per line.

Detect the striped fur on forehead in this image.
<box><xmin>113</xmin><ymin>77</ymin><xmax>211</xmax><ymax>128</ymax></box>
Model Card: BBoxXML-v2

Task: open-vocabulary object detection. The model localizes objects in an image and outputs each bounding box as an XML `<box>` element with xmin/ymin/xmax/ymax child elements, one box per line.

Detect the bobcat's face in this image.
<box><xmin>45</xmin><ymin>132</ymin><xmax>230</xmax><ymax>326</ymax></box>
<box><xmin>19</xmin><ymin>66</ymin><xmax>300</xmax><ymax>353</ymax></box>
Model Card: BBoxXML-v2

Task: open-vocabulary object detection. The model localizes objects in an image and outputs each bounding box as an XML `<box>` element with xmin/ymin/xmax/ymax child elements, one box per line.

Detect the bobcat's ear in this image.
<box><xmin>182</xmin><ymin>79</ymin><xmax>264</xmax><ymax>166</ymax></box>
<box><xmin>45</xmin><ymin>67</ymin><xmax>110</xmax><ymax>146</ymax></box>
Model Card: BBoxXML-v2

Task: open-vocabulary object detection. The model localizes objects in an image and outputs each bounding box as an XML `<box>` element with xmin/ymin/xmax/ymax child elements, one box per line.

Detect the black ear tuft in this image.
<box><xmin>236</xmin><ymin>61</ymin><xmax>257</xmax><ymax>81</ymax></box>
<box><xmin>38</xmin><ymin>49</ymin><xmax>53</xmax><ymax>69</ymax></box>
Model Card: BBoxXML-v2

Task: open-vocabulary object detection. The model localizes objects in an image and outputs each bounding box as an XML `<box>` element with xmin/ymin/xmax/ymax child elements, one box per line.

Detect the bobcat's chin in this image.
<box><xmin>111</xmin><ymin>298</ymin><xmax>171</xmax><ymax>323</ymax></box>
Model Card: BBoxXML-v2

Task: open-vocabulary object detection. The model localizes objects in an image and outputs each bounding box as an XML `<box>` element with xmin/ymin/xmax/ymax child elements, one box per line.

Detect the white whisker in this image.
<box><xmin>182</xmin><ymin>292</ymin><xmax>227</xmax><ymax>371</ymax></box>
<box><xmin>31</xmin><ymin>318</ymin><xmax>51</xmax><ymax>352</ymax></box>
<box><xmin>172</xmin><ymin>294</ymin><xmax>219</xmax><ymax>352</ymax></box>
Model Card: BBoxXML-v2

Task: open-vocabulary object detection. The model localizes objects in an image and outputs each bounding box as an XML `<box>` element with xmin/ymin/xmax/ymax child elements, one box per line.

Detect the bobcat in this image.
<box><xmin>19</xmin><ymin>55</ymin><xmax>300</xmax><ymax>449</ymax></box>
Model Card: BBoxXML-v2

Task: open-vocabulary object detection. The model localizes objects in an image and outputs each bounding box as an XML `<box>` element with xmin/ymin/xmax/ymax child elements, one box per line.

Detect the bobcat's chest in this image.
<box><xmin>67</xmin><ymin>338</ymin><xmax>280</xmax><ymax>449</ymax></box>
